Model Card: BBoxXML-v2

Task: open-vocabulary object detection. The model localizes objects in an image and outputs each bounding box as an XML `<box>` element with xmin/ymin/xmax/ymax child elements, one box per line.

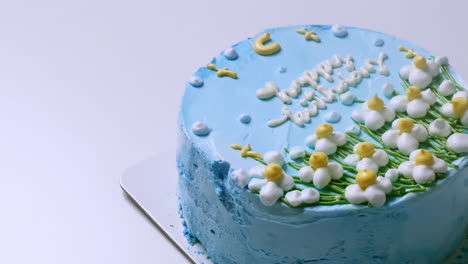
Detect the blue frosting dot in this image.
<box><xmin>374</xmin><ymin>38</ymin><xmax>384</xmax><ymax>47</ymax></box>
<box><xmin>325</xmin><ymin>111</ymin><xmax>341</xmax><ymax>123</ymax></box>
<box><xmin>189</xmin><ymin>76</ymin><xmax>203</xmax><ymax>88</ymax></box>
<box><xmin>239</xmin><ymin>114</ymin><xmax>251</xmax><ymax>124</ymax></box>
<box><xmin>223</xmin><ymin>47</ymin><xmax>238</xmax><ymax>60</ymax></box>
<box><xmin>331</xmin><ymin>25</ymin><xmax>348</xmax><ymax>38</ymax></box>
<box><xmin>192</xmin><ymin>121</ymin><xmax>211</xmax><ymax>136</ymax></box>
<box><xmin>278</xmin><ymin>67</ymin><xmax>287</xmax><ymax>73</ymax></box>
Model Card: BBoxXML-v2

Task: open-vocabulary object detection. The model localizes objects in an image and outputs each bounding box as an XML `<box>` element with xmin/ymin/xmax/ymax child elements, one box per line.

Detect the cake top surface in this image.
<box><xmin>179</xmin><ymin>24</ymin><xmax>468</xmax><ymax>210</ymax></box>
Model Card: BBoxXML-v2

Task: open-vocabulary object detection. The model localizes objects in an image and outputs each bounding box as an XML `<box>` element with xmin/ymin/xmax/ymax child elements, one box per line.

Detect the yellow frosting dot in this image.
<box><xmin>451</xmin><ymin>97</ymin><xmax>468</xmax><ymax>116</ymax></box>
<box><xmin>356</xmin><ymin>169</ymin><xmax>377</xmax><ymax>190</ymax></box>
<box><xmin>309</xmin><ymin>152</ymin><xmax>329</xmax><ymax>170</ymax></box>
<box><xmin>406</xmin><ymin>86</ymin><xmax>422</xmax><ymax>101</ymax></box>
<box><xmin>414</xmin><ymin>150</ymin><xmax>435</xmax><ymax>166</ymax></box>
<box><xmin>356</xmin><ymin>142</ymin><xmax>376</xmax><ymax>158</ymax></box>
<box><xmin>264</xmin><ymin>163</ymin><xmax>284</xmax><ymax>182</ymax></box>
<box><xmin>413</xmin><ymin>55</ymin><xmax>428</xmax><ymax>70</ymax></box>
<box><xmin>367</xmin><ymin>94</ymin><xmax>384</xmax><ymax>111</ymax></box>
<box><xmin>397</xmin><ymin>118</ymin><xmax>414</xmax><ymax>134</ymax></box>
<box><xmin>316</xmin><ymin>123</ymin><xmax>334</xmax><ymax>138</ymax></box>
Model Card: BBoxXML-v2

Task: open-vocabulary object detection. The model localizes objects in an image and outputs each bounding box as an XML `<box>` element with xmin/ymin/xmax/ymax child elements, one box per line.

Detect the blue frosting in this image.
<box><xmin>177</xmin><ymin>25</ymin><xmax>468</xmax><ymax>263</ymax></box>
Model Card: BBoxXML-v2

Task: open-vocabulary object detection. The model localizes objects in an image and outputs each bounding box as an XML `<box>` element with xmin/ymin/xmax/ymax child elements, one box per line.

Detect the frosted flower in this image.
<box><xmin>306</xmin><ymin>123</ymin><xmax>347</xmax><ymax>155</ymax></box>
<box><xmin>382</xmin><ymin>118</ymin><xmax>427</xmax><ymax>155</ymax></box>
<box><xmin>398</xmin><ymin>149</ymin><xmax>447</xmax><ymax>184</ymax></box>
<box><xmin>344</xmin><ymin>142</ymin><xmax>389</xmax><ymax>172</ymax></box>
<box><xmin>352</xmin><ymin>94</ymin><xmax>395</xmax><ymax>130</ymax></box>
<box><xmin>284</xmin><ymin>188</ymin><xmax>320</xmax><ymax>206</ymax></box>
<box><xmin>248</xmin><ymin>163</ymin><xmax>294</xmax><ymax>206</ymax></box>
<box><xmin>399</xmin><ymin>55</ymin><xmax>439</xmax><ymax>89</ymax></box>
<box><xmin>390</xmin><ymin>86</ymin><xmax>436</xmax><ymax>118</ymax></box>
<box><xmin>441</xmin><ymin>91</ymin><xmax>468</xmax><ymax>125</ymax></box>
<box><xmin>298</xmin><ymin>152</ymin><xmax>343</xmax><ymax>189</ymax></box>
<box><xmin>345</xmin><ymin>170</ymin><xmax>392</xmax><ymax>207</ymax></box>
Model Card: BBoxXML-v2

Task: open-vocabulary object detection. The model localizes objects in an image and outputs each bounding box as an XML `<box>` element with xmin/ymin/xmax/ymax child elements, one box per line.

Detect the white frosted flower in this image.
<box><xmin>447</xmin><ymin>133</ymin><xmax>468</xmax><ymax>153</ymax></box>
<box><xmin>284</xmin><ymin>188</ymin><xmax>320</xmax><ymax>206</ymax></box>
<box><xmin>398</xmin><ymin>149</ymin><xmax>447</xmax><ymax>184</ymax></box>
<box><xmin>248</xmin><ymin>163</ymin><xmax>294</xmax><ymax>206</ymax></box>
<box><xmin>399</xmin><ymin>55</ymin><xmax>439</xmax><ymax>89</ymax></box>
<box><xmin>382</xmin><ymin>118</ymin><xmax>427</xmax><ymax>155</ymax></box>
<box><xmin>299</xmin><ymin>152</ymin><xmax>343</xmax><ymax>189</ymax></box>
<box><xmin>345</xmin><ymin>170</ymin><xmax>392</xmax><ymax>207</ymax></box>
<box><xmin>429</xmin><ymin>119</ymin><xmax>452</xmax><ymax>137</ymax></box>
<box><xmin>441</xmin><ymin>91</ymin><xmax>468</xmax><ymax>125</ymax></box>
<box><xmin>305</xmin><ymin>123</ymin><xmax>346</xmax><ymax>155</ymax></box>
<box><xmin>263</xmin><ymin>151</ymin><xmax>285</xmax><ymax>166</ymax></box>
<box><xmin>438</xmin><ymin>80</ymin><xmax>456</xmax><ymax>96</ymax></box>
<box><xmin>231</xmin><ymin>168</ymin><xmax>249</xmax><ymax>188</ymax></box>
<box><xmin>352</xmin><ymin>94</ymin><xmax>395</xmax><ymax>130</ymax></box>
<box><xmin>344</xmin><ymin>142</ymin><xmax>389</xmax><ymax>172</ymax></box>
<box><xmin>390</xmin><ymin>86</ymin><xmax>436</xmax><ymax>118</ymax></box>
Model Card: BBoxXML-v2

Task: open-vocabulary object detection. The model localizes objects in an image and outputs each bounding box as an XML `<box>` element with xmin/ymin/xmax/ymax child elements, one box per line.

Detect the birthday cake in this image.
<box><xmin>176</xmin><ymin>25</ymin><xmax>468</xmax><ymax>263</ymax></box>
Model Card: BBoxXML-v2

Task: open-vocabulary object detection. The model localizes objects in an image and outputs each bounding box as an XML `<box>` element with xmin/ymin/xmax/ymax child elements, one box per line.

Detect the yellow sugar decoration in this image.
<box><xmin>230</xmin><ymin>143</ymin><xmax>262</xmax><ymax>159</ymax></box>
<box><xmin>399</xmin><ymin>45</ymin><xmax>419</xmax><ymax>58</ymax></box>
<box><xmin>253</xmin><ymin>32</ymin><xmax>281</xmax><ymax>56</ymax></box>
<box><xmin>309</xmin><ymin>152</ymin><xmax>328</xmax><ymax>170</ymax></box>
<box><xmin>367</xmin><ymin>94</ymin><xmax>385</xmax><ymax>111</ymax></box>
<box><xmin>413</xmin><ymin>55</ymin><xmax>428</xmax><ymax>70</ymax></box>
<box><xmin>296</xmin><ymin>29</ymin><xmax>321</xmax><ymax>42</ymax></box>
<box><xmin>397</xmin><ymin>118</ymin><xmax>414</xmax><ymax>134</ymax></box>
<box><xmin>207</xmin><ymin>63</ymin><xmax>238</xmax><ymax>79</ymax></box>
<box><xmin>265</xmin><ymin>163</ymin><xmax>283</xmax><ymax>182</ymax></box>
<box><xmin>356</xmin><ymin>169</ymin><xmax>377</xmax><ymax>190</ymax></box>
<box><xmin>451</xmin><ymin>97</ymin><xmax>468</xmax><ymax>116</ymax></box>
<box><xmin>406</xmin><ymin>86</ymin><xmax>422</xmax><ymax>101</ymax></box>
<box><xmin>356</xmin><ymin>142</ymin><xmax>376</xmax><ymax>158</ymax></box>
<box><xmin>316</xmin><ymin>123</ymin><xmax>334</xmax><ymax>138</ymax></box>
<box><xmin>414</xmin><ymin>150</ymin><xmax>435</xmax><ymax>166</ymax></box>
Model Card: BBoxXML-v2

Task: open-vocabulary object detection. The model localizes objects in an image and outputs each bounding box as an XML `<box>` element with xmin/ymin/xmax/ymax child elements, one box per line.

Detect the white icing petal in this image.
<box><xmin>439</xmin><ymin>80</ymin><xmax>456</xmax><ymax>96</ymax></box>
<box><xmin>351</xmin><ymin>109</ymin><xmax>366</xmax><ymax>122</ymax></box>
<box><xmin>447</xmin><ymin>133</ymin><xmax>468</xmax><ymax>153</ymax></box>
<box><xmin>344</xmin><ymin>154</ymin><xmax>360</xmax><ymax>166</ymax></box>
<box><xmin>285</xmin><ymin>190</ymin><xmax>302</xmax><ymax>207</ymax></box>
<box><xmin>409</xmin><ymin>149</ymin><xmax>421</xmax><ymax>161</ymax></box>
<box><xmin>411</xmin><ymin>124</ymin><xmax>428</xmax><ymax>142</ymax></box>
<box><xmin>305</xmin><ymin>134</ymin><xmax>318</xmax><ymax>147</ymax></box>
<box><xmin>380</xmin><ymin>107</ymin><xmax>396</xmax><ymax>122</ymax></box>
<box><xmin>398</xmin><ymin>161</ymin><xmax>415</xmax><ymax>178</ymax></box>
<box><xmin>345</xmin><ymin>184</ymin><xmax>367</xmax><ymax>204</ymax></box>
<box><xmin>408</xmin><ymin>68</ymin><xmax>432</xmax><ymax>89</ymax></box>
<box><xmin>382</xmin><ymin>130</ymin><xmax>399</xmax><ymax>148</ymax></box>
<box><xmin>441</xmin><ymin>103</ymin><xmax>458</xmax><ymax>118</ymax></box>
<box><xmin>435</xmin><ymin>56</ymin><xmax>449</xmax><ymax>66</ymax></box>
<box><xmin>248</xmin><ymin>165</ymin><xmax>265</xmax><ymax>178</ymax></box>
<box><xmin>364</xmin><ymin>185</ymin><xmax>386</xmax><ymax>207</ymax></box>
<box><xmin>383</xmin><ymin>83</ymin><xmax>395</xmax><ymax>97</ymax></box>
<box><xmin>385</xmin><ymin>169</ymin><xmax>399</xmax><ymax>183</ymax></box>
<box><xmin>407</xmin><ymin>99</ymin><xmax>429</xmax><ymax>118</ymax></box>
<box><xmin>259</xmin><ymin>182</ymin><xmax>284</xmax><ymax>206</ymax></box>
<box><xmin>391</xmin><ymin>118</ymin><xmax>400</xmax><ymax>129</ymax></box>
<box><xmin>365</xmin><ymin>111</ymin><xmax>385</xmax><ymax>130</ymax></box>
<box><xmin>340</xmin><ymin>91</ymin><xmax>356</xmax><ymax>105</ymax></box>
<box><xmin>330</xmin><ymin>132</ymin><xmax>347</xmax><ymax>146</ymax></box>
<box><xmin>376</xmin><ymin>176</ymin><xmax>393</xmax><ymax>194</ymax></box>
<box><xmin>299</xmin><ymin>166</ymin><xmax>314</xmax><ymax>183</ymax></box>
<box><xmin>313</xmin><ymin>167</ymin><xmax>331</xmax><ymax>189</ymax></box>
<box><xmin>248</xmin><ymin>178</ymin><xmax>268</xmax><ymax>191</ymax></box>
<box><xmin>429</xmin><ymin>119</ymin><xmax>452</xmax><ymax>137</ymax></box>
<box><xmin>453</xmin><ymin>91</ymin><xmax>468</xmax><ymax>100</ymax></box>
<box><xmin>413</xmin><ymin>165</ymin><xmax>436</xmax><ymax>184</ymax></box>
<box><xmin>279</xmin><ymin>173</ymin><xmax>295</xmax><ymax>191</ymax></box>
<box><xmin>397</xmin><ymin>133</ymin><xmax>419</xmax><ymax>155</ymax></box>
<box><xmin>421</xmin><ymin>89</ymin><xmax>436</xmax><ymax>105</ymax></box>
<box><xmin>427</xmin><ymin>61</ymin><xmax>440</xmax><ymax>76</ymax></box>
<box><xmin>315</xmin><ymin>138</ymin><xmax>338</xmax><ymax>155</ymax></box>
<box><xmin>300</xmin><ymin>188</ymin><xmax>320</xmax><ymax>204</ymax></box>
<box><xmin>390</xmin><ymin>95</ymin><xmax>408</xmax><ymax>112</ymax></box>
<box><xmin>461</xmin><ymin>111</ymin><xmax>468</xmax><ymax>126</ymax></box>
<box><xmin>399</xmin><ymin>65</ymin><xmax>412</xmax><ymax>79</ymax></box>
<box><xmin>231</xmin><ymin>168</ymin><xmax>249</xmax><ymax>188</ymax></box>
<box><xmin>372</xmin><ymin>149</ymin><xmax>389</xmax><ymax>166</ymax></box>
<box><xmin>289</xmin><ymin>146</ymin><xmax>306</xmax><ymax>159</ymax></box>
<box><xmin>263</xmin><ymin>151</ymin><xmax>285</xmax><ymax>166</ymax></box>
<box><xmin>327</xmin><ymin>162</ymin><xmax>344</xmax><ymax>180</ymax></box>
<box><xmin>356</xmin><ymin>158</ymin><xmax>379</xmax><ymax>172</ymax></box>
<box><xmin>431</xmin><ymin>157</ymin><xmax>448</xmax><ymax>173</ymax></box>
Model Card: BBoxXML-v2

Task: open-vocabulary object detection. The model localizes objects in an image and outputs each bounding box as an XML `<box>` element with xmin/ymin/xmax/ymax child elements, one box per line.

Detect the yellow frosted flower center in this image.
<box><xmin>367</xmin><ymin>94</ymin><xmax>384</xmax><ymax>111</ymax></box>
<box><xmin>406</xmin><ymin>86</ymin><xmax>422</xmax><ymax>101</ymax></box>
<box><xmin>451</xmin><ymin>97</ymin><xmax>468</xmax><ymax>116</ymax></box>
<box><xmin>397</xmin><ymin>118</ymin><xmax>414</xmax><ymax>134</ymax></box>
<box><xmin>413</xmin><ymin>55</ymin><xmax>428</xmax><ymax>70</ymax></box>
<box><xmin>309</xmin><ymin>152</ymin><xmax>329</xmax><ymax>170</ymax></box>
<box><xmin>265</xmin><ymin>163</ymin><xmax>284</xmax><ymax>182</ymax></box>
<box><xmin>356</xmin><ymin>169</ymin><xmax>377</xmax><ymax>190</ymax></box>
<box><xmin>356</xmin><ymin>142</ymin><xmax>376</xmax><ymax>158</ymax></box>
<box><xmin>414</xmin><ymin>150</ymin><xmax>435</xmax><ymax>166</ymax></box>
<box><xmin>316</xmin><ymin>123</ymin><xmax>334</xmax><ymax>138</ymax></box>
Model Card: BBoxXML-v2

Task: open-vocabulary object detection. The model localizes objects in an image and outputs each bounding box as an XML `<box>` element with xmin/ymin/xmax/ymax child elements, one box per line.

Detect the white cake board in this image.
<box><xmin>121</xmin><ymin>155</ymin><xmax>468</xmax><ymax>264</ymax></box>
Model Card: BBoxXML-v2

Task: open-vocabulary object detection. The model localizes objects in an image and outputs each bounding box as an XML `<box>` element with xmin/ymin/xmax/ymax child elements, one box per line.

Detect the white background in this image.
<box><xmin>1</xmin><ymin>0</ymin><xmax>467</xmax><ymax>263</ymax></box>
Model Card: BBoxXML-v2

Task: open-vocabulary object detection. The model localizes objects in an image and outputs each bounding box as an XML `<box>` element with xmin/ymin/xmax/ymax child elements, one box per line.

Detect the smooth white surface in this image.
<box><xmin>0</xmin><ymin>0</ymin><xmax>467</xmax><ymax>263</ymax></box>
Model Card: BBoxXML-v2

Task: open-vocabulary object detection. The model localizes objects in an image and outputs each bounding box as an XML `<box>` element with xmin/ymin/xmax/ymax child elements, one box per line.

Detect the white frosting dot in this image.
<box><xmin>289</xmin><ymin>146</ymin><xmax>306</xmax><ymax>159</ymax></box>
<box><xmin>435</xmin><ymin>56</ymin><xmax>449</xmax><ymax>66</ymax></box>
<box><xmin>382</xmin><ymin>83</ymin><xmax>395</xmax><ymax>98</ymax></box>
<box><xmin>231</xmin><ymin>169</ymin><xmax>249</xmax><ymax>188</ymax></box>
<box><xmin>223</xmin><ymin>47</ymin><xmax>238</xmax><ymax>60</ymax></box>
<box><xmin>340</xmin><ymin>91</ymin><xmax>356</xmax><ymax>105</ymax></box>
<box><xmin>447</xmin><ymin>133</ymin><xmax>468</xmax><ymax>153</ymax></box>
<box><xmin>189</xmin><ymin>76</ymin><xmax>203</xmax><ymax>88</ymax></box>
<box><xmin>263</xmin><ymin>151</ymin><xmax>285</xmax><ymax>166</ymax></box>
<box><xmin>439</xmin><ymin>80</ymin><xmax>456</xmax><ymax>96</ymax></box>
<box><xmin>191</xmin><ymin>121</ymin><xmax>210</xmax><ymax>136</ymax></box>
<box><xmin>325</xmin><ymin>111</ymin><xmax>341</xmax><ymax>123</ymax></box>
<box><xmin>346</xmin><ymin>125</ymin><xmax>361</xmax><ymax>135</ymax></box>
<box><xmin>331</xmin><ymin>24</ymin><xmax>348</xmax><ymax>38</ymax></box>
